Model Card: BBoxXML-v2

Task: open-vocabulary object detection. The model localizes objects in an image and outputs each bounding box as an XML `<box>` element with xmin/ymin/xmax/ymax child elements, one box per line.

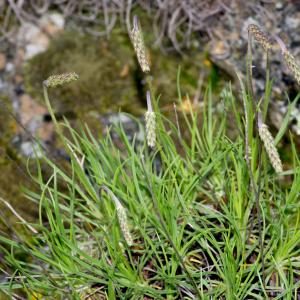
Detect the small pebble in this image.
<box><xmin>0</xmin><ymin>53</ymin><xmax>6</xmax><ymax>70</ymax></box>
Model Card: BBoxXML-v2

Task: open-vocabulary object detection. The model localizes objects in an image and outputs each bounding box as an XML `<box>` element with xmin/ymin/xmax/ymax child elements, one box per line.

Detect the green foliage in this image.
<box><xmin>1</xmin><ymin>25</ymin><xmax>300</xmax><ymax>297</ymax></box>
<box><xmin>0</xmin><ymin>67</ymin><xmax>299</xmax><ymax>299</ymax></box>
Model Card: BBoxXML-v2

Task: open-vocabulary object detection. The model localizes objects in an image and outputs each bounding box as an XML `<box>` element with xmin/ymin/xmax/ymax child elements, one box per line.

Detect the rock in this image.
<box><xmin>17</xmin><ymin>13</ymin><xmax>64</xmax><ymax>60</ymax></box>
<box><xmin>290</xmin><ymin>106</ymin><xmax>300</xmax><ymax>135</ymax></box>
<box><xmin>17</xmin><ymin>22</ymin><xmax>48</xmax><ymax>59</ymax></box>
<box><xmin>14</xmin><ymin>48</ymin><xmax>25</xmax><ymax>69</ymax></box>
<box><xmin>25</xmin><ymin>43</ymin><xmax>48</xmax><ymax>60</ymax></box>
<box><xmin>14</xmin><ymin>74</ymin><xmax>24</xmax><ymax>85</ymax></box>
<box><xmin>20</xmin><ymin>141</ymin><xmax>43</xmax><ymax>158</ymax></box>
<box><xmin>17</xmin><ymin>22</ymin><xmax>40</xmax><ymax>45</ymax></box>
<box><xmin>209</xmin><ymin>40</ymin><xmax>230</xmax><ymax>60</ymax></box>
<box><xmin>0</xmin><ymin>52</ymin><xmax>6</xmax><ymax>70</ymax></box>
<box><xmin>18</xmin><ymin>94</ymin><xmax>54</xmax><ymax>142</ymax></box>
<box><xmin>107</xmin><ymin>113</ymin><xmax>133</xmax><ymax>125</ymax></box>
<box><xmin>285</xmin><ymin>13</ymin><xmax>300</xmax><ymax>30</ymax></box>
<box><xmin>37</xmin><ymin>121</ymin><xmax>54</xmax><ymax>142</ymax></box>
<box><xmin>103</xmin><ymin>113</ymin><xmax>144</xmax><ymax>143</ymax></box>
<box><xmin>0</xmin><ymin>79</ymin><xmax>4</xmax><ymax>90</ymax></box>
<box><xmin>5</xmin><ymin>62</ymin><xmax>14</xmax><ymax>72</ymax></box>
<box><xmin>276</xmin><ymin>2</ymin><xmax>284</xmax><ymax>10</ymax></box>
<box><xmin>40</xmin><ymin>13</ymin><xmax>65</xmax><ymax>35</ymax></box>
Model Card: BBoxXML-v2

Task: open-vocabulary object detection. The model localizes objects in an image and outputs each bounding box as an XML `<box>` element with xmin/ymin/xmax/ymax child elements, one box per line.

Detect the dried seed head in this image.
<box><xmin>274</xmin><ymin>36</ymin><xmax>300</xmax><ymax>85</ymax></box>
<box><xmin>145</xmin><ymin>91</ymin><xmax>156</xmax><ymax>148</ymax></box>
<box><xmin>258</xmin><ymin>123</ymin><xmax>283</xmax><ymax>173</ymax></box>
<box><xmin>130</xmin><ymin>16</ymin><xmax>150</xmax><ymax>73</ymax></box>
<box><xmin>248</xmin><ymin>24</ymin><xmax>272</xmax><ymax>52</ymax></box>
<box><xmin>114</xmin><ymin>200</ymin><xmax>133</xmax><ymax>246</ymax></box>
<box><xmin>283</xmin><ymin>50</ymin><xmax>300</xmax><ymax>85</ymax></box>
<box><xmin>44</xmin><ymin>72</ymin><xmax>79</xmax><ymax>88</ymax></box>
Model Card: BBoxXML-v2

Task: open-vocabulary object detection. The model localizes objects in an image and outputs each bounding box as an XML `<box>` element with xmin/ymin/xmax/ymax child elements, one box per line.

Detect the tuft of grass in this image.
<box><xmin>0</xmin><ymin>22</ymin><xmax>299</xmax><ymax>300</ymax></box>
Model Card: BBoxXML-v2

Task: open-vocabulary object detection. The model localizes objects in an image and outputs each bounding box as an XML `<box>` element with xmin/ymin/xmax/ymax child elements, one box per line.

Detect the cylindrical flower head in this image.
<box><xmin>274</xmin><ymin>36</ymin><xmax>300</xmax><ymax>85</ymax></box>
<box><xmin>258</xmin><ymin>123</ymin><xmax>283</xmax><ymax>173</ymax></box>
<box><xmin>145</xmin><ymin>91</ymin><xmax>156</xmax><ymax>148</ymax></box>
<box><xmin>115</xmin><ymin>200</ymin><xmax>133</xmax><ymax>246</ymax></box>
<box><xmin>283</xmin><ymin>51</ymin><xmax>300</xmax><ymax>85</ymax></box>
<box><xmin>101</xmin><ymin>186</ymin><xmax>133</xmax><ymax>246</ymax></box>
<box><xmin>130</xmin><ymin>16</ymin><xmax>150</xmax><ymax>73</ymax></box>
<box><xmin>145</xmin><ymin>111</ymin><xmax>156</xmax><ymax>148</ymax></box>
<box><xmin>44</xmin><ymin>72</ymin><xmax>79</xmax><ymax>88</ymax></box>
<box><xmin>248</xmin><ymin>24</ymin><xmax>272</xmax><ymax>52</ymax></box>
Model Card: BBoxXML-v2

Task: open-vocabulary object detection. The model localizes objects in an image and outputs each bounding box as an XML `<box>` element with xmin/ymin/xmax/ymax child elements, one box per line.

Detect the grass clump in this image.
<box><xmin>0</xmin><ymin>22</ymin><xmax>299</xmax><ymax>299</ymax></box>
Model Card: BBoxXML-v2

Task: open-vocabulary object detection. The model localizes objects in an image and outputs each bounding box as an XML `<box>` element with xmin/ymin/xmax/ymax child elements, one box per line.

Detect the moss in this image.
<box><xmin>24</xmin><ymin>30</ymin><xmax>142</xmax><ymax>116</ymax></box>
<box><xmin>0</xmin><ymin>97</ymin><xmax>38</xmax><ymax>229</ymax></box>
<box><xmin>24</xmin><ymin>26</ymin><xmax>208</xmax><ymax>120</ymax></box>
<box><xmin>150</xmin><ymin>50</ymin><xmax>204</xmax><ymax>104</ymax></box>
<box><xmin>0</xmin><ymin>97</ymin><xmax>16</xmax><ymax>148</ymax></box>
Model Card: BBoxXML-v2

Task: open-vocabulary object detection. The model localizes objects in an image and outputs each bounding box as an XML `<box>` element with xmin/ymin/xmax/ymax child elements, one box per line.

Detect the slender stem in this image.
<box><xmin>43</xmin><ymin>83</ymin><xmax>58</xmax><ymax>127</ymax></box>
<box><xmin>245</xmin><ymin>33</ymin><xmax>254</xmax><ymax>177</ymax></box>
<box><xmin>255</xmin><ymin>51</ymin><xmax>271</xmax><ymax>287</ymax></box>
<box><xmin>263</xmin><ymin>51</ymin><xmax>270</xmax><ymax>121</ymax></box>
<box><xmin>256</xmin><ymin>129</ymin><xmax>265</xmax><ymax>283</ymax></box>
<box><xmin>146</xmin><ymin>75</ymin><xmax>155</xmax><ymax>108</ymax></box>
<box><xmin>133</xmin><ymin>15</ymin><xmax>139</xmax><ymax>30</ymax></box>
<box><xmin>43</xmin><ymin>83</ymin><xmax>76</xmax><ymax>177</ymax></box>
<box><xmin>274</xmin><ymin>35</ymin><xmax>288</xmax><ymax>53</ymax></box>
<box><xmin>173</xmin><ymin>102</ymin><xmax>182</xmax><ymax>139</ymax></box>
<box><xmin>146</xmin><ymin>90</ymin><xmax>153</xmax><ymax>112</ymax></box>
<box><xmin>246</xmin><ymin>33</ymin><xmax>255</xmax><ymax>108</ymax></box>
<box><xmin>43</xmin><ymin>83</ymin><xmax>65</xmax><ymax>145</ymax></box>
<box><xmin>246</xmin><ymin>31</ymin><xmax>265</xmax><ymax>289</ymax></box>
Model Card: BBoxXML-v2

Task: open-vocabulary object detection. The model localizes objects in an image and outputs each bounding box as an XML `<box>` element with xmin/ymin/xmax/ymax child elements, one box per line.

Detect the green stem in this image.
<box><xmin>246</xmin><ymin>31</ymin><xmax>266</xmax><ymax>290</ymax></box>
<box><xmin>43</xmin><ymin>83</ymin><xmax>58</xmax><ymax>127</ymax></box>
<box><xmin>246</xmin><ymin>33</ymin><xmax>255</xmax><ymax>107</ymax></box>
<box><xmin>263</xmin><ymin>51</ymin><xmax>270</xmax><ymax>121</ymax></box>
<box><xmin>43</xmin><ymin>83</ymin><xmax>69</xmax><ymax>153</ymax></box>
